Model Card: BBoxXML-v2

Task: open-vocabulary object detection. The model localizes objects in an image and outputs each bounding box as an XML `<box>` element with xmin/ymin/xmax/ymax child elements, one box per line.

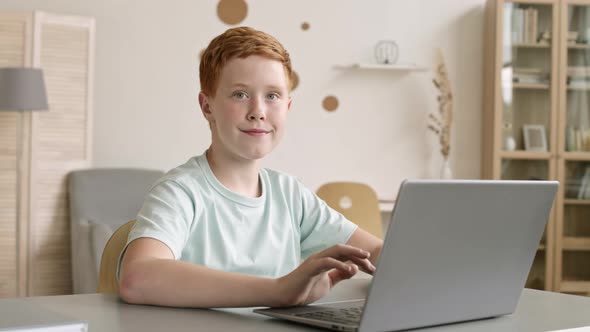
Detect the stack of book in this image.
<box><xmin>512</xmin><ymin>67</ymin><xmax>549</xmax><ymax>84</ymax></box>
<box><xmin>566</xmin><ymin>126</ymin><xmax>590</xmax><ymax>151</ymax></box>
<box><xmin>567</xmin><ymin>66</ymin><xmax>590</xmax><ymax>88</ymax></box>
<box><xmin>511</xmin><ymin>7</ymin><xmax>538</xmax><ymax>44</ymax></box>
<box><xmin>568</xmin><ymin>167</ymin><xmax>590</xmax><ymax>199</ymax></box>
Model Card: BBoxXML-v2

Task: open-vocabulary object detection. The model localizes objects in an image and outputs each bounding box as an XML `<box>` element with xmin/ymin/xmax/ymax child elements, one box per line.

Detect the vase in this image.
<box><xmin>440</xmin><ymin>158</ymin><xmax>453</xmax><ymax>179</ymax></box>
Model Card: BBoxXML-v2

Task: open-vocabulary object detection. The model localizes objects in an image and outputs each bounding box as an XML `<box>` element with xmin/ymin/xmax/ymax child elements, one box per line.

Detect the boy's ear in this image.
<box><xmin>198</xmin><ymin>92</ymin><xmax>214</xmax><ymax>121</ymax></box>
<box><xmin>287</xmin><ymin>97</ymin><xmax>292</xmax><ymax>111</ymax></box>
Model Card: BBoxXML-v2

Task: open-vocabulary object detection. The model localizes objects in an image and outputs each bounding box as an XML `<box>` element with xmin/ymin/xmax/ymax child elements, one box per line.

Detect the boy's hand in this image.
<box><xmin>274</xmin><ymin>244</ymin><xmax>376</xmax><ymax>307</ymax></box>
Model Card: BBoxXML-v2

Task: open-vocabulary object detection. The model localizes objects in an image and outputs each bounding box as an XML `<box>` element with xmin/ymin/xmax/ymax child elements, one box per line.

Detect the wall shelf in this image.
<box><xmin>334</xmin><ymin>63</ymin><xmax>429</xmax><ymax>72</ymax></box>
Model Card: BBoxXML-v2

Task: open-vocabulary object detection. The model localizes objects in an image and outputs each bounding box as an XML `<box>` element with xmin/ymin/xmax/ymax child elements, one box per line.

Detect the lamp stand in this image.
<box><xmin>15</xmin><ymin>111</ymin><xmax>28</xmax><ymax>297</ymax></box>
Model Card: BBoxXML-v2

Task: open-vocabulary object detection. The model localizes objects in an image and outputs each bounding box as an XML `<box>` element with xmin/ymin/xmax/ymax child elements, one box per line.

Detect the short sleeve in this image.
<box><xmin>126</xmin><ymin>180</ymin><xmax>195</xmax><ymax>259</ymax></box>
<box><xmin>298</xmin><ymin>183</ymin><xmax>358</xmax><ymax>258</ymax></box>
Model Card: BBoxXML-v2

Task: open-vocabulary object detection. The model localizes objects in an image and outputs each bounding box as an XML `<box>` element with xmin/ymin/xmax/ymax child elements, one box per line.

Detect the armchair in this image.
<box><xmin>68</xmin><ymin>168</ymin><xmax>163</xmax><ymax>293</ymax></box>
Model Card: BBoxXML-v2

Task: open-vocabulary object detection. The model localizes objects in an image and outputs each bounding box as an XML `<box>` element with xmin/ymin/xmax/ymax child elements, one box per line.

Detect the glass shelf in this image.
<box><xmin>568</xmin><ymin>43</ymin><xmax>590</xmax><ymax>49</ymax></box>
<box><xmin>513</xmin><ymin>42</ymin><xmax>551</xmax><ymax>48</ymax></box>
<box><xmin>499</xmin><ymin>151</ymin><xmax>551</xmax><ymax>159</ymax></box>
<box><xmin>509</xmin><ymin>83</ymin><xmax>551</xmax><ymax>89</ymax></box>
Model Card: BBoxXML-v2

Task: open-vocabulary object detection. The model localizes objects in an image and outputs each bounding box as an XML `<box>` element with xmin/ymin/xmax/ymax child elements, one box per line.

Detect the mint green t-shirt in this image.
<box><xmin>119</xmin><ymin>152</ymin><xmax>357</xmax><ymax>278</ymax></box>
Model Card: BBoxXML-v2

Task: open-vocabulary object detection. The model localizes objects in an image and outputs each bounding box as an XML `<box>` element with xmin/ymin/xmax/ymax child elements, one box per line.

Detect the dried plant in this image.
<box><xmin>427</xmin><ymin>49</ymin><xmax>453</xmax><ymax>159</ymax></box>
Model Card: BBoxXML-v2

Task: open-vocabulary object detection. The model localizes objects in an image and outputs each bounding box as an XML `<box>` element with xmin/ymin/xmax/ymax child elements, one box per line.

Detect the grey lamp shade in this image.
<box><xmin>0</xmin><ymin>67</ymin><xmax>48</xmax><ymax>111</ymax></box>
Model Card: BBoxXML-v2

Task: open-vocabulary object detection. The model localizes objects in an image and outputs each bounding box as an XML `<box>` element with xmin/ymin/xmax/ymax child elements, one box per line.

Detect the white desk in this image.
<box><xmin>2</xmin><ymin>278</ymin><xmax>590</xmax><ymax>331</ymax></box>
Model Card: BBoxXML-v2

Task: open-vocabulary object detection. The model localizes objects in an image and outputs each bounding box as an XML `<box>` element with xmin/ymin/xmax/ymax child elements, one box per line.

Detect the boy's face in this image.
<box><xmin>200</xmin><ymin>55</ymin><xmax>292</xmax><ymax>161</ymax></box>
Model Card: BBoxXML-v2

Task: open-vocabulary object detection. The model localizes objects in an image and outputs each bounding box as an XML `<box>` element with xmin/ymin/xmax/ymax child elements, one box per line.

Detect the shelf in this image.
<box><xmin>560</xmin><ymin>280</ymin><xmax>590</xmax><ymax>293</ymax></box>
<box><xmin>568</xmin><ymin>43</ymin><xmax>590</xmax><ymax>49</ymax></box>
<box><xmin>507</xmin><ymin>82</ymin><xmax>550</xmax><ymax>90</ymax></box>
<box><xmin>333</xmin><ymin>63</ymin><xmax>429</xmax><ymax>72</ymax></box>
<box><xmin>499</xmin><ymin>150</ymin><xmax>551</xmax><ymax>160</ymax></box>
<box><xmin>567</xmin><ymin>85</ymin><xmax>590</xmax><ymax>91</ymax></box>
<box><xmin>563</xmin><ymin>237</ymin><xmax>590</xmax><ymax>251</ymax></box>
<box><xmin>563</xmin><ymin>152</ymin><xmax>590</xmax><ymax>161</ymax></box>
<box><xmin>564</xmin><ymin>199</ymin><xmax>590</xmax><ymax>205</ymax></box>
<box><xmin>512</xmin><ymin>42</ymin><xmax>550</xmax><ymax>48</ymax></box>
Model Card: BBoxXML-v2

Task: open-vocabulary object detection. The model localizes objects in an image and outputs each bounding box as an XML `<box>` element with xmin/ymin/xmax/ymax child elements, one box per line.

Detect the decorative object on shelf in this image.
<box><xmin>568</xmin><ymin>31</ymin><xmax>579</xmax><ymax>44</ymax></box>
<box><xmin>301</xmin><ymin>22</ymin><xmax>310</xmax><ymax>31</ymax></box>
<box><xmin>522</xmin><ymin>124</ymin><xmax>547</xmax><ymax>151</ymax></box>
<box><xmin>504</xmin><ymin>136</ymin><xmax>517</xmax><ymax>151</ymax></box>
<box><xmin>217</xmin><ymin>0</ymin><xmax>248</xmax><ymax>25</ymax></box>
<box><xmin>427</xmin><ymin>49</ymin><xmax>453</xmax><ymax>179</ymax></box>
<box><xmin>537</xmin><ymin>30</ymin><xmax>551</xmax><ymax>44</ymax></box>
<box><xmin>374</xmin><ymin>40</ymin><xmax>399</xmax><ymax>65</ymax></box>
<box><xmin>322</xmin><ymin>95</ymin><xmax>339</xmax><ymax>112</ymax></box>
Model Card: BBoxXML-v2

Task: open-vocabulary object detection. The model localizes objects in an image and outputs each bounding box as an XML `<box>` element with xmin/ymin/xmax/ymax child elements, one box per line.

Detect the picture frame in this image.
<box><xmin>523</xmin><ymin>124</ymin><xmax>547</xmax><ymax>152</ymax></box>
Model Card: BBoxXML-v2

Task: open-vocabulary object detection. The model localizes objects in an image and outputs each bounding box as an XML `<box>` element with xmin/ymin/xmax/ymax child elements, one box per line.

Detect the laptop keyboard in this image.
<box><xmin>294</xmin><ymin>306</ymin><xmax>363</xmax><ymax>325</ymax></box>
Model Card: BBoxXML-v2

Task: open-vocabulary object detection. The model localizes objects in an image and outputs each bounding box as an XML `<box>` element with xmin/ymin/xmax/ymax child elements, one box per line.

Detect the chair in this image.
<box><xmin>316</xmin><ymin>182</ymin><xmax>383</xmax><ymax>238</ymax></box>
<box><xmin>68</xmin><ymin>168</ymin><xmax>164</xmax><ymax>294</ymax></box>
<box><xmin>97</xmin><ymin>220</ymin><xmax>136</xmax><ymax>294</ymax></box>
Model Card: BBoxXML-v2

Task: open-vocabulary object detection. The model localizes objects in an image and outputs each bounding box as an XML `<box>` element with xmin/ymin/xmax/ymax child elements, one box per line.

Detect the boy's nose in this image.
<box><xmin>247</xmin><ymin>99</ymin><xmax>266</xmax><ymax>120</ymax></box>
<box><xmin>248</xmin><ymin>112</ymin><xmax>265</xmax><ymax>120</ymax></box>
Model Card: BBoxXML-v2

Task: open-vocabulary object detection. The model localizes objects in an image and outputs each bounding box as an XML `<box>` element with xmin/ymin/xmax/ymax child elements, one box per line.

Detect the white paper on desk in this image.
<box><xmin>549</xmin><ymin>327</ymin><xmax>590</xmax><ymax>332</ymax></box>
<box><xmin>0</xmin><ymin>300</ymin><xmax>87</xmax><ymax>332</ymax></box>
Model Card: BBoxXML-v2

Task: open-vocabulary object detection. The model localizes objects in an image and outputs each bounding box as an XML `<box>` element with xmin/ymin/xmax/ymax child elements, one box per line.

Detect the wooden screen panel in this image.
<box><xmin>0</xmin><ymin>13</ymin><xmax>29</xmax><ymax>298</ymax></box>
<box><xmin>38</xmin><ymin>24</ymin><xmax>88</xmax><ymax>161</ymax></box>
<box><xmin>29</xmin><ymin>15</ymin><xmax>92</xmax><ymax>295</ymax></box>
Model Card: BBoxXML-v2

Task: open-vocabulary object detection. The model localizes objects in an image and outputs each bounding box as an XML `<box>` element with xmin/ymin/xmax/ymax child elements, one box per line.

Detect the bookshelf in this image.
<box><xmin>484</xmin><ymin>0</ymin><xmax>590</xmax><ymax>296</ymax></box>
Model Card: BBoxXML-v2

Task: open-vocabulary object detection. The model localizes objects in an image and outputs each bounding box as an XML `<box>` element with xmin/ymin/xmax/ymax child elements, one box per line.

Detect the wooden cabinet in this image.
<box><xmin>484</xmin><ymin>0</ymin><xmax>590</xmax><ymax>295</ymax></box>
<box><xmin>0</xmin><ymin>11</ymin><xmax>94</xmax><ymax>297</ymax></box>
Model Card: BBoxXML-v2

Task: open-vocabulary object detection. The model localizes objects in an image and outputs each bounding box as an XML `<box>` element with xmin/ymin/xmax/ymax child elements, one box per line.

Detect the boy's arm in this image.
<box><xmin>346</xmin><ymin>227</ymin><xmax>383</xmax><ymax>268</ymax></box>
<box><xmin>119</xmin><ymin>237</ymin><xmax>374</xmax><ymax>308</ymax></box>
<box><xmin>118</xmin><ymin>238</ymin><xmax>276</xmax><ymax>308</ymax></box>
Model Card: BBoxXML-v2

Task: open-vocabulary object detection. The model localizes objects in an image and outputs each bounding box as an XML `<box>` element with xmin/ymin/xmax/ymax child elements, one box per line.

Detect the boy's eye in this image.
<box><xmin>266</xmin><ymin>93</ymin><xmax>280</xmax><ymax>100</ymax></box>
<box><xmin>232</xmin><ymin>91</ymin><xmax>248</xmax><ymax>99</ymax></box>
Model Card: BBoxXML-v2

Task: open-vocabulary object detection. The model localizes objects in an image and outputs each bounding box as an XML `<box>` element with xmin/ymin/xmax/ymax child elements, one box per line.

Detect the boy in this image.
<box><xmin>118</xmin><ymin>26</ymin><xmax>383</xmax><ymax>308</ymax></box>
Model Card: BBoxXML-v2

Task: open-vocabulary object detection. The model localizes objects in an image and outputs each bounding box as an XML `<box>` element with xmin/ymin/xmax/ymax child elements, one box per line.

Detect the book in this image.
<box><xmin>578</xmin><ymin>167</ymin><xmax>590</xmax><ymax>199</ymax></box>
<box><xmin>0</xmin><ymin>300</ymin><xmax>87</xmax><ymax>332</ymax></box>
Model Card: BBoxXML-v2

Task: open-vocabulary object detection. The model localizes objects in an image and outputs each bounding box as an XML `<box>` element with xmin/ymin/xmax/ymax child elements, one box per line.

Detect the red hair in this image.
<box><xmin>199</xmin><ymin>27</ymin><xmax>293</xmax><ymax>96</ymax></box>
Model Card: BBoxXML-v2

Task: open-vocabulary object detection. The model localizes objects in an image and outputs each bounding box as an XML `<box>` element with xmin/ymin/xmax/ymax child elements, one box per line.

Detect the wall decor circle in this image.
<box><xmin>322</xmin><ymin>95</ymin><xmax>339</xmax><ymax>112</ymax></box>
<box><xmin>374</xmin><ymin>40</ymin><xmax>399</xmax><ymax>65</ymax></box>
<box><xmin>291</xmin><ymin>71</ymin><xmax>299</xmax><ymax>91</ymax></box>
<box><xmin>217</xmin><ymin>0</ymin><xmax>248</xmax><ymax>25</ymax></box>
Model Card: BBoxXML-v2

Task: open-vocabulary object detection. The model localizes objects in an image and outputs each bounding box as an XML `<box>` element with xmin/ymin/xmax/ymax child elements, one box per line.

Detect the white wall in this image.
<box><xmin>0</xmin><ymin>0</ymin><xmax>486</xmax><ymax>200</ymax></box>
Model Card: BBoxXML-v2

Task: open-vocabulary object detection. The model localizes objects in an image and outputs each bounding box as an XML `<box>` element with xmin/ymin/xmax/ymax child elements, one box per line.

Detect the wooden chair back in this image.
<box><xmin>316</xmin><ymin>182</ymin><xmax>383</xmax><ymax>238</ymax></box>
<box><xmin>97</xmin><ymin>220</ymin><xmax>135</xmax><ymax>293</ymax></box>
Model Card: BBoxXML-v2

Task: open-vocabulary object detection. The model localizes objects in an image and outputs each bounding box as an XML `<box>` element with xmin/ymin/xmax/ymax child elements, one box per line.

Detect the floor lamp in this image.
<box><xmin>0</xmin><ymin>68</ymin><xmax>48</xmax><ymax>296</ymax></box>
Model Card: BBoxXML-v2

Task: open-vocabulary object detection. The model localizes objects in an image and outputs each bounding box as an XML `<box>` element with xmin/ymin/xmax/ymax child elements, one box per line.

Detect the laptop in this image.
<box><xmin>254</xmin><ymin>179</ymin><xmax>558</xmax><ymax>332</ymax></box>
